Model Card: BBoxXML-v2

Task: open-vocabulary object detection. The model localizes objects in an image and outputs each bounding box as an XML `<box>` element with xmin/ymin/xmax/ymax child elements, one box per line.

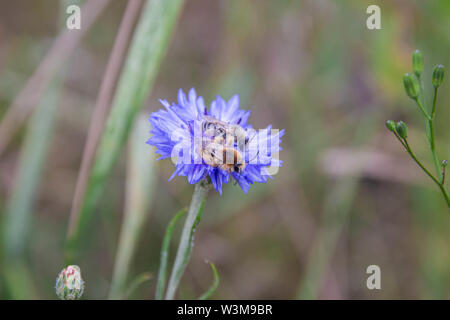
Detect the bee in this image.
<box><xmin>219</xmin><ymin>146</ymin><xmax>246</xmax><ymax>174</ymax></box>
<box><xmin>200</xmin><ymin>142</ymin><xmax>246</xmax><ymax>174</ymax></box>
<box><xmin>201</xmin><ymin>116</ymin><xmax>249</xmax><ymax>149</ymax></box>
<box><xmin>201</xmin><ymin>116</ymin><xmax>227</xmax><ymax>141</ymax></box>
<box><xmin>199</xmin><ymin>116</ymin><xmax>259</xmax><ymax>176</ymax></box>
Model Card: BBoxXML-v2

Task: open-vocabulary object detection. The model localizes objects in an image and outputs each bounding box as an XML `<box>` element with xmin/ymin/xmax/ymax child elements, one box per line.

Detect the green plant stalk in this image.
<box><xmin>428</xmin><ymin>87</ymin><xmax>442</xmax><ymax>181</ymax></box>
<box><xmin>108</xmin><ymin>115</ymin><xmax>156</xmax><ymax>300</ymax></box>
<box><xmin>198</xmin><ymin>262</ymin><xmax>219</xmax><ymax>300</ymax></box>
<box><xmin>165</xmin><ymin>183</ymin><xmax>208</xmax><ymax>300</ymax></box>
<box><xmin>418</xmin><ymin>74</ymin><xmax>427</xmax><ymax>113</ymax></box>
<box><xmin>65</xmin><ymin>0</ymin><xmax>184</xmax><ymax>264</ymax></box>
<box><xmin>427</xmin><ymin>118</ymin><xmax>441</xmax><ymax>180</ymax></box>
<box><xmin>155</xmin><ymin>208</ymin><xmax>186</xmax><ymax>300</ymax></box>
<box><xmin>414</xmin><ymin>98</ymin><xmax>430</xmax><ymax>120</ymax></box>
<box><xmin>400</xmin><ymin>139</ymin><xmax>449</xmax><ymax>208</ymax></box>
<box><xmin>414</xmin><ymin>96</ymin><xmax>441</xmax><ymax>181</ymax></box>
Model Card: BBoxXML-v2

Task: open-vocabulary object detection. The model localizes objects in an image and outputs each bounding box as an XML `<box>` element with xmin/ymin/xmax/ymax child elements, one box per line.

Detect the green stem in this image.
<box><xmin>428</xmin><ymin>87</ymin><xmax>442</xmax><ymax>180</ymax></box>
<box><xmin>414</xmin><ymin>98</ymin><xmax>431</xmax><ymax>120</ymax></box>
<box><xmin>165</xmin><ymin>183</ymin><xmax>208</xmax><ymax>300</ymax></box>
<box><xmin>418</xmin><ymin>75</ymin><xmax>427</xmax><ymax>111</ymax></box>
<box><xmin>431</xmin><ymin>87</ymin><xmax>438</xmax><ymax>118</ymax></box>
<box><xmin>427</xmin><ymin>118</ymin><xmax>441</xmax><ymax>180</ymax></box>
<box><xmin>403</xmin><ymin>140</ymin><xmax>449</xmax><ymax>208</ymax></box>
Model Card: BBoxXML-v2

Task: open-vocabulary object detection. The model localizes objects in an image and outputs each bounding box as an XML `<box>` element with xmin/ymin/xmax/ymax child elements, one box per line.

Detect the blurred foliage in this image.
<box><xmin>0</xmin><ymin>0</ymin><xmax>449</xmax><ymax>299</ymax></box>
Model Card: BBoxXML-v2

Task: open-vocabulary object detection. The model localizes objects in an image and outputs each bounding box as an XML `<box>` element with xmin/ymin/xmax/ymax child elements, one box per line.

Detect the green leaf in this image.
<box><xmin>199</xmin><ymin>262</ymin><xmax>219</xmax><ymax>300</ymax></box>
<box><xmin>65</xmin><ymin>0</ymin><xmax>184</xmax><ymax>263</ymax></box>
<box><xmin>155</xmin><ymin>208</ymin><xmax>187</xmax><ymax>300</ymax></box>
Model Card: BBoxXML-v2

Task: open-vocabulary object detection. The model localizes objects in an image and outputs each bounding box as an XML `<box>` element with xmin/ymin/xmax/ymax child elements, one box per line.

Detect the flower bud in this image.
<box><xmin>385</xmin><ymin>120</ymin><xmax>396</xmax><ymax>132</ymax></box>
<box><xmin>412</xmin><ymin>50</ymin><xmax>424</xmax><ymax>77</ymax></box>
<box><xmin>442</xmin><ymin>160</ymin><xmax>448</xmax><ymax>167</ymax></box>
<box><xmin>432</xmin><ymin>64</ymin><xmax>445</xmax><ymax>88</ymax></box>
<box><xmin>403</xmin><ymin>73</ymin><xmax>419</xmax><ymax>100</ymax></box>
<box><xmin>395</xmin><ymin>121</ymin><xmax>408</xmax><ymax>139</ymax></box>
<box><xmin>55</xmin><ymin>265</ymin><xmax>84</xmax><ymax>300</ymax></box>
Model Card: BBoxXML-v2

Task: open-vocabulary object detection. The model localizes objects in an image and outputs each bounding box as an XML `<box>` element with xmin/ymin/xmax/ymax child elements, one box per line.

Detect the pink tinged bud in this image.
<box><xmin>55</xmin><ymin>265</ymin><xmax>85</xmax><ymax>300</ymax></box>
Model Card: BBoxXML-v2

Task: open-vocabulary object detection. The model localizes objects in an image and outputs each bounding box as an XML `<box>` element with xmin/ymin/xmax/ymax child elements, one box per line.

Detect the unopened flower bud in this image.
<box><xmin>55</xmin><ymin>265</ymin><xmax>84</xmax><ymax>300</ymax></box>
<box><xmin>395</xmin><ymin>121</ymin><xmax>408</xmax><ymax>139</ymax></box>
<box><xmin>442</xmin><ymin>160</ymin><xmax>448</xmax><ymax>167</ymax></box>
<box><xmin>385</xmin><ymin>120</ymin><xmax>396</xmax><ymax>132</ymax></box>
<box><xmin>432</xmin><ymin>65</ymin><xmax>445</xmax><ymax>88</ymax></box>
<box><xmin>403</xmin><ymin>73</ymin><xmax>419</xmax><ymax>100</ymax></box>
<box><xmin>412</xmin><ymin>50</ymin><xmax>424</xmax><ymax>77</ymax></box>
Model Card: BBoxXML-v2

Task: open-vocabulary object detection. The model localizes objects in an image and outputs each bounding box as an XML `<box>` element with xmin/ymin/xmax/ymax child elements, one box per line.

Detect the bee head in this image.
<box><xmin>233</xmin><ymin>162</ymin><xmax>245</xmax><ymax>173</ymax></box>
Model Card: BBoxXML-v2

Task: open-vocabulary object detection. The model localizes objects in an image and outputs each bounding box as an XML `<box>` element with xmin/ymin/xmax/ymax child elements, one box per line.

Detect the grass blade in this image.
<box><xmin>108</xmin><ymin>115</ymin><xmax>157</xmax><ymax>299</ymax></box>
<box><xmin>69</xmin><ymin>0</ymin><xmax>143</xmax><ymax>246</ymax></box>
<box><xmin>0</xmin><ymin>0</ymin><xmax>110</xmax><ymax>155</ymax></box>
<box><xmin>65</xmin><ymin>0</ymin><xmax>184</xmax><ymax>263</ymax></box>
<box><xmin>155</xmin><ymin>208</ymin><xmax>187</xmax><ymax>300</ymax></box>
<box><xmin>2</xmin><ymin>77</ymin><xmax>62</xmax><ymax>299</ymax></box>
<box><xmin>198</xmin><ymin>262</ymin><xmax>219</xmax><ymax>300</ymax></box>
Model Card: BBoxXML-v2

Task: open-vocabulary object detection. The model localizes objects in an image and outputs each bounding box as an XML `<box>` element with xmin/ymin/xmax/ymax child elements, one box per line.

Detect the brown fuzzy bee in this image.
<box><xmin>201</xmin><ymin>116</ymin><xmax>249</xmax><ymax>149</ymax></box>
<box><xmin>200</xmin><ymin>142</ymin><xmax>245</xmax><ymax>174</ymax></box>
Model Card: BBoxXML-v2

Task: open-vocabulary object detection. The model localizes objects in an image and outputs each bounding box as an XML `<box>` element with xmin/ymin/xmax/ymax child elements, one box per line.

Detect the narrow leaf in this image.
<box><xmin>198</xmin><ymin>262</ymin><xmax>219</xmax><ymax>300</ymax></box>
<box><xmin>155</xmin><ymin>208</ymin><xmax>187</xmax><ymax>300</ymax></box>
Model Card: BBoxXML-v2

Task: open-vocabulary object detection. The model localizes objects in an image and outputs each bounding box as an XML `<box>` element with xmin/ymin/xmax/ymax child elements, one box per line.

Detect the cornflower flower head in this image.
<box><xmin>147</xmin><ymin>88</ymin><xmax>284</xmax><ymax>194</ymax></box>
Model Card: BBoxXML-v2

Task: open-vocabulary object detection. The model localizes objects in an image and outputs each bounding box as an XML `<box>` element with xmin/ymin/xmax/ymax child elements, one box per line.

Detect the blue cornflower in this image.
<box><xmin>147</xmin><ymin>88</ymin><xmax>284</xmax><ymax>194</ymax></box>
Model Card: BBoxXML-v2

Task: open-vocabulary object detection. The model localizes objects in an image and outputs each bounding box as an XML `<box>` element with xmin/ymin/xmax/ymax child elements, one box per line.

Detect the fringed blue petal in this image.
<box><xmin>147</xmin><ymin>88</ymin><xmax>284</xmax><ymax>194</ymax></box>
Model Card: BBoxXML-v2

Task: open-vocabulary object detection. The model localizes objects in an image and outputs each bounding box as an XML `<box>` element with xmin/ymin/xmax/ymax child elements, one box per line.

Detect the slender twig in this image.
<box><xmin>0</xmin><ymin>0</ymin><xmax>111</xmax><ymax>156</ymax></box>
<box><xmin>401</xmin><ymin>139</ymin><xmax>449</xmax><ymax>207</ymax></box>
<box><xmin>403</xmin><ymin>140</ymin><xmax>439</xmax><ymax>185</ymax></box>
<box><xmin>414</xmin><ymin>98</ymin><xmax>431</xmax><ymax>120</ymax></box>
<box><xmin>431</xmin><ymin>87</ymin><xmax>438</xmax><ymax>118</ymax></box>
<box><xmin>418</xmin><ymin>75</ymin><xmax>427</xmax><ymax>111</ymax></box>
<box><xmin>67</xmin><ymin>0</ymin><xmax>142</xmax><ymax>239</ymax></box>
<box><xmin>392</xmin><ymin>131</ymin><xmax>407</xmax><ymax>149</ymax></box>
<box><xmin>427</xmin><ymin>87</ymin><xmax>442</xmax><ymax>180</ymax></box>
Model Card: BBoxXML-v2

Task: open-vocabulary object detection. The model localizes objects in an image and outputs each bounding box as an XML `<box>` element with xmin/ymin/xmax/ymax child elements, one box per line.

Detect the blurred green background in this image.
<box><xmin>0</xmin><ymin>0</ymin><xmax>449</xmax><ymax>299</ymax></box>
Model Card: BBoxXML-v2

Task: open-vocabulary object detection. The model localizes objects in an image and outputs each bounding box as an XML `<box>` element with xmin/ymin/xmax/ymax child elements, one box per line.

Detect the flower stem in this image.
<box><xmin>414</xmin><ymin>98</ymin><xmax>431</xmax><ymax>120</ymax></box>
<box><xmin>427</xmin><ymin>87</ymin><xmax>442</xmax><ymax>180</ymax></box>
<box><xmin>402</xmin><ymin>140</ymin><xmax>449</xmax><ymax>208</ymax></box>
<box><xmin>165</xmin><ymin>183</ymin><xmax>208</xmax><ymax>300</ymax></box>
